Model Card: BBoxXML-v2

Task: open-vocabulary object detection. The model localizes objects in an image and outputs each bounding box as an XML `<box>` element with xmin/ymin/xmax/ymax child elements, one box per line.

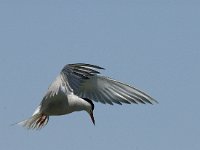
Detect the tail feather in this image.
<box><xmin>18</xmin><ymin>114</ymin><xmax>49</xmax><ymax>130</ymax></box>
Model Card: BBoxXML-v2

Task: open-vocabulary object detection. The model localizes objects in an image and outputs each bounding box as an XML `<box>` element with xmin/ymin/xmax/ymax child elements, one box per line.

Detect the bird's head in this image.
<box><xmin>82</xmin><ymin>98</ymin><xmax>95</xmax><ymax>125</ymax></box>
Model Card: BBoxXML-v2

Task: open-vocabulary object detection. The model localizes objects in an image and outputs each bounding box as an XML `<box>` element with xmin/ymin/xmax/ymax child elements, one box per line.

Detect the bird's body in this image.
<box><xmin>18</xmin><ymin>63</ymin><xmax>157</xmax><ymax>129</ymax></box>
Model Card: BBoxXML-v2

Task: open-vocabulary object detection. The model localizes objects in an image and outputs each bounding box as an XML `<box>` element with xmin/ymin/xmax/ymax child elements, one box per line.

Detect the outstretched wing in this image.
<box><xmin>61</xmin><ymin>63</ymin><xmax>157</xmax><ymax>105</ymax></box>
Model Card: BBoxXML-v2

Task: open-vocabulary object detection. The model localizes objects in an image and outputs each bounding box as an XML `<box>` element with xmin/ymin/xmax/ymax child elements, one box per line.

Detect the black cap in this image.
<box><xmin>82</xmin><ymin>98</ymin><xmax>94</xmax><ymax>111</ymax></box>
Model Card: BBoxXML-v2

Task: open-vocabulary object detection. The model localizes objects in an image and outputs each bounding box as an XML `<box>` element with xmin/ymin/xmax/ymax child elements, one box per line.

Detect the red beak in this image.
<box><xmin>90</xmin><ymin>111</ymin><xmax>95</xmax><ymax>125</ymax></box>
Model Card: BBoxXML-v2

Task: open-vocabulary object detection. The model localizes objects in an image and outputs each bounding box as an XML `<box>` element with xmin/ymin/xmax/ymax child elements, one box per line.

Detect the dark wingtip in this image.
<box><xmin>69</xmin><ymin>63</ymin><xmax>105</xmax><ymax>70</ymax></box>
<box><xmin>152</xmin><ymin>98</ymin><xmax>159</xmax><ymax>104</ymax></box>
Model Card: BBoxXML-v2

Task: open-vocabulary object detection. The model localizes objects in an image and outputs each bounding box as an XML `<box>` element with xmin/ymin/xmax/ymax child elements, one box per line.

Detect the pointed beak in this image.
<box><xmin>89</xmin><ymin>111</ymin><xmax>95</xmax><ymax>125</ymax></box>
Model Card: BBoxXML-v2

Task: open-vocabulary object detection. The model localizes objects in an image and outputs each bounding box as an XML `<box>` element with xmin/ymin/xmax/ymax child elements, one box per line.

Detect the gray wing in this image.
<box><xmin>43</xmin><ymin>74</ymin><xmax>72</xmax><ymax>100</ymax></box>
<box><xmin>61</xmin><ymin>63</ymin><xmax>157</xmax><ymax>105</ymax></box>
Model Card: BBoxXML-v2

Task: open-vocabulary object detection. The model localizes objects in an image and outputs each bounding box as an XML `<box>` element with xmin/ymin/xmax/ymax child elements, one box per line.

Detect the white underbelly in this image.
<box><xmin>40</xmin><ymin>92</ymin><xmax>74</xmax><ymax>116</ymax></box>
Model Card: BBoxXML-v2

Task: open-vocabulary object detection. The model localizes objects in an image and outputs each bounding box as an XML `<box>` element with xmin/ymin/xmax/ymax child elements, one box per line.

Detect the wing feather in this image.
<box><xmin>61</xmin><ymin>63</ymin><xmax>157</xmax><ymax>105</ymax></box>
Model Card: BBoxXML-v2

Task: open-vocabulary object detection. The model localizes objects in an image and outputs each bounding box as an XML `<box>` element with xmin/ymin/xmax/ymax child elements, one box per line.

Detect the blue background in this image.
<box><xmin>0</xmin><ymin>1</ymin><xmax>199</xmax><ymax>150</ymax></box>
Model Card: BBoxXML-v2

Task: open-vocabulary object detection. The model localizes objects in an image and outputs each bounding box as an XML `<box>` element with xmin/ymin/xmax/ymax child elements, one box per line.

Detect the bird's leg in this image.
<box><xmin>36</xmin><ymin>114</ymin><xmax>49</xmax><ymax>128</ymax></box>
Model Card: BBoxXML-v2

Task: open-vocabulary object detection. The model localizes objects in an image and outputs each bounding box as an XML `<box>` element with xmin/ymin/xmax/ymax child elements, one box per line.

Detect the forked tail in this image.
<box><xmin>18</xmin><ymin>114</ymin><xmax>49</xmax><ymax>130</ymax></box>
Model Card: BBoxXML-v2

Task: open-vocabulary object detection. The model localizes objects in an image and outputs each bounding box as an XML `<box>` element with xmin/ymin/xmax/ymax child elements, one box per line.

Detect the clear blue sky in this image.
<box><xmin>0</xmin><ymin>1</ymin><xmax>199</xmax><ymax>150</ymax></box>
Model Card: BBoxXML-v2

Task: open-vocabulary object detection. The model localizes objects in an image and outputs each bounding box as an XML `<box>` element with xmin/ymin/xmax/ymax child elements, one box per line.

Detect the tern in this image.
<box><xmin>18</xmin><ymin>63</ymin><xmax>157</xmax><ymax>129</ymax></box>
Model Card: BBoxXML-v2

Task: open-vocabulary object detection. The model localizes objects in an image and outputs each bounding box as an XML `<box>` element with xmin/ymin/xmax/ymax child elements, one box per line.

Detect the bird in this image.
<box><xmin>18</xmin><ymin>63</ymin><xmax>157</xmax><ymax>130</ymax></box>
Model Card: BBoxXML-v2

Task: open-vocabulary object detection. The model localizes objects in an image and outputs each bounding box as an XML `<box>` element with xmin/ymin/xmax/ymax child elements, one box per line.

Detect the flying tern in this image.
<box><xmin>18</xmin><ymin>63</ymin><xmax>157</xmax><ymax>129</ymax></box>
